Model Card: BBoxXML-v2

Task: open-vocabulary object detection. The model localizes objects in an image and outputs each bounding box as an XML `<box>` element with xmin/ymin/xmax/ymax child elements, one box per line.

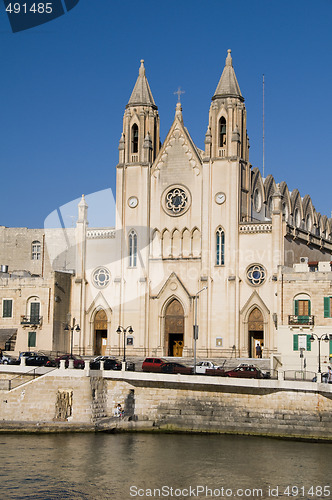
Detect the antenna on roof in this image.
<box><xmin>263</xmin><ymin>74</ymin><xmax>265</xmax><ymax>178</ymax></box>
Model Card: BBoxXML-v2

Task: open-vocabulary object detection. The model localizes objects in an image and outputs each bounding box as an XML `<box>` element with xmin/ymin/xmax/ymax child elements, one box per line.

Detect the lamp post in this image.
<box><xmin>64</xmin><ymin>323</ymin><xmax>81</xmax><ymax>357</ymax></box>
<box><xmin>193</xmin><ymin>286</ymin><xmax>208</xmax><ymax>374</ymax></box>
<box><xmin>309</xmin><ymin>333</ymin><xmax>330</xmax><ymax>374</ymax></box>
<box><xmin>116</xmin><ymin>325</ymin><xmax>133</xmax><ymax>363</ymax></box>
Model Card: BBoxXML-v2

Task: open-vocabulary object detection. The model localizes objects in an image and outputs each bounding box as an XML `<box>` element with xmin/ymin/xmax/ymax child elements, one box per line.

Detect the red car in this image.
<box><xmin>142</xmin><ymin>357</ymin><xmax>167</xmax><ymax>372</ymax></box>
<box><xmin>224</xmin><ymin>365</ymin><xmax>267</xmax><ymax>379</ymax></box>
<box><xmin>160</xmin><ymin>362</ymin><xmax>193</xmax><ymax>375</ymax></box>
<box><xmin>55</xmin><ymin>354</ymin><xmax>85</xmax><ymax>369</ymax></box>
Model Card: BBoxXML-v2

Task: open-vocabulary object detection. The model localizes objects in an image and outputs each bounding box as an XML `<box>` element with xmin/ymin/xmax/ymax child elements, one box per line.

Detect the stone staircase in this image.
<box><xmin>90</xmin><ymin>375</ymin><xmax>108</xmax><ymax>423</ymax></box>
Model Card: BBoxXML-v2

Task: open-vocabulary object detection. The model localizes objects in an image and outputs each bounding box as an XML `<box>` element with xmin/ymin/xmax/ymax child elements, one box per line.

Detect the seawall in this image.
<box><xmin>0</xmin><ymin>368</ymin><xmax>331</xmax><ymax>441</ymax></box>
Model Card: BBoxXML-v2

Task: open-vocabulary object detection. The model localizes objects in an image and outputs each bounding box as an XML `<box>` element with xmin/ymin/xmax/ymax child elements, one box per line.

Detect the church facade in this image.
<box><xmin>68</xmin><ymin>51</ymin><xmax>332</xmax><ymax>360</ymax></box>
<box><xmin>1</xmin><ymin>51</ymin><xmax>331</xmax><ymax>365</ymax></box>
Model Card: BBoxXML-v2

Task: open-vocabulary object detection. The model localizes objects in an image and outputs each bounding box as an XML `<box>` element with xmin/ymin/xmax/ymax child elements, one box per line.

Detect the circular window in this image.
<box><xmin>92</xmin><ymin>267</ymin><xmax>111</xmax><ymax>289</ymax></box>
<box><xmin>253</xmin><ymin>188</ymin><xmax>262</xmax><ymax>212</ymax></box>
<box><xmin>246</xmin><ymin>264</ymin><xmax>266</xmax><ymax>286</ymax></box>
<box><xmin>162</xmin><ymin>185</ymin><xmax>191</xmax><ymax>216</ymax></box>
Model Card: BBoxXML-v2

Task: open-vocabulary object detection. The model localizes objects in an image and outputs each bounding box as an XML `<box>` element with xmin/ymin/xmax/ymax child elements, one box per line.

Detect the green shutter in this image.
<box><xmin>293</xmin><ymin>334</ymin><xmax>298</xmax><ymax>351</ymax></box>
<box><xmin>329</xmin><ymin>338</ymin><xmax>332</xmax><ymax>358</ymax></box>
<box><xmin>294</xmin><ymin>300</ymin><xmax>299</xmax><ymax>315</ymax></box>
<box><xmin>308</xmin><ymin>300</ymin><xmax>311</xmax><ymax>316</ymax></box>
<box><xmin>28</xmin><ymin>331</ymin><xmax>36</xmax><ymax>348</ymax></box>
<box><xmin>3</xmin><ymin>300</ymin><xmax>12</xmax><ymax>318</ymax></box>
<box><xmin>306</xmin><ymin>335</ymin><xmax>311</xmax><ymax>351</ymax></box>
<box><xmin>324</xmin><ymin>297</ymin><xmax>331</xmax><ymax>318</ymax></box>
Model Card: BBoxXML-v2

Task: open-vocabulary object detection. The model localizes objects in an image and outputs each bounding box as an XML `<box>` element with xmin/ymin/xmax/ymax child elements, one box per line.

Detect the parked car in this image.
<box><xmin>194</xmin><ymin>361</ymin><xmax>222</xmax><ymax>374</ymax></box>
<box><xmin>224</xmin><ymin>365</ymin><xmax>269</xmax><ymax>379</ymax></box>
<box><xmin>160</xmin><ymin>362</ymin><xmax>193</xmax><ymax>374</ymax></box>
<box><xmin>24</xmin><ymin>355</ymin><xmax>54</xmax><ymax>367</ymax></box>
<box><xmin>0</xmin><ymin>354</ymin><xmax>18</xmax><ymax>365</ymax></box>
<box><xmin>55</xmin><ymin>354</ymin><xmax>85</xmax><ymax>369</ymax></box>
<box><xmin>90</xmin><ymin>356</ymin><xmax>121</xmax><ymax>370</ymax></box>
<box><xmin>142</xmin><ymin>357</ymin><xmax>168</xmax><ymax>372</ymax></box>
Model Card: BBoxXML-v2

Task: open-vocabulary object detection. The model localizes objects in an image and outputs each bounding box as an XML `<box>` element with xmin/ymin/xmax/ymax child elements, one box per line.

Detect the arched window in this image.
<box><xmin>292</xmin><ymin>294</ymin><xmax>311</xmax><ymax>325</ymax></box>
<box><xmin>131</xmin><ymin>124</ymin><xmax>139</xmax><ymax>154</ymax></box>
<box><xmin>129</xmin><ymin>230</ymin><xmax>137</xmax><ymax>267</ymax></box>
<box><xmin>216</xmin><ymin>227</ymin><xmax>225</xmax><ymax>265</ymax></box>
<box><xmin>219</xmin><ymin>117</ymin><xmax>226</xmax><ymax>147</ymax></box>
<box><xmin>31</xmin><ymin>241</ymin><xmax>41</xmax><ymax>260</ymax></box>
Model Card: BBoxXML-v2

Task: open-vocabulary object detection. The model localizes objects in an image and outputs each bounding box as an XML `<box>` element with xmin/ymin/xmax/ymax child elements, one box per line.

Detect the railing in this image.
<box><xmin>288</xmin><ymin>315</ymin><xmax>314</xmax><ymax>326</ymax></box>
<box><xmin>20</xmin><ymin>315</ymin><xmax>42</xmax><ymax>325</ymax></box>
<box><xmin>283</xmin><ymin>370</ymin><xmax>316</xmax><ymax>382</ymax></box>
<box><xmin>6</xmin><ymin>366</ymin><xmax>57</xmax><ymax>391</ymax></box>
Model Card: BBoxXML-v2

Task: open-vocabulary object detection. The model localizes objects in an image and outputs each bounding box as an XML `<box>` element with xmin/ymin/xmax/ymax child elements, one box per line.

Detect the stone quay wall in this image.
<box><xmin>0</xmin><ymin>368</ymin><xmax>331</xmax><ymax>440</ymax></box>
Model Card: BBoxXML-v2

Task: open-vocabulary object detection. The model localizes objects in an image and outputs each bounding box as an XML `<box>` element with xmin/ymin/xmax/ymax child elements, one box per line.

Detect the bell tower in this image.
<box><xmin>206</xmin><ymin>49</ymin><xmax>249</xmax><ymax>162</ymax></box>
<box><xmin>118</xmin><ymin>60</ymin><xmax>160</xmax><ymax>165</ymax></box>
<box><xmin>205</xmin><ymin>49</ymin><xmax>251</xmax><ymax>222</ymax></box>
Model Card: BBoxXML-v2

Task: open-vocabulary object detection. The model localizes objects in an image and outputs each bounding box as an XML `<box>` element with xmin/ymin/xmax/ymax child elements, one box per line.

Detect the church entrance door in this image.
<box><xmin>94</xmin><ymin>310</ymin><xmax>108</xmax><ymax>356</ymax></box>
<box><xmin>248</xmin><ymin>307</ymin><xmax>264</xmax><ymax>358</ymax></box>
<box><xmin>165</xmin><ymin>299</ymin><xmax>184</xmax><ymax>357</ymax></box>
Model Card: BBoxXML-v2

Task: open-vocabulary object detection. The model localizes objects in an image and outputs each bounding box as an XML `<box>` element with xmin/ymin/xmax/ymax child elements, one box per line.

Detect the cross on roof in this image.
<box><xmin>174</xmin><ymin>87</ymin><xmax>185</xmax><ymax>102</ymax></box>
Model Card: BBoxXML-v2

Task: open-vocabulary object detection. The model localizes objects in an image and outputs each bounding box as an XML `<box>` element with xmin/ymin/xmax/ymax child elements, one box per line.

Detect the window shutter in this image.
<box><xmin>293</xmin><ymin>334</ymin><xmax>298</xmax><ymax>351</ymax></box>
<box><xmin>3</xmin><ymin>300</ymin><xmax>12</xmax><ymax>318</ymax></box>
<box><xmin>28</xmin><ymin>331</ymin><xmax>36</xmax><ymax>348</ymax></box>
<box><xmin>306</xmin><ymin>335</ymin><xmax>311</xmax><ymax>351</ymax></box>
<box><xmin>329</xmin><ymin>338</ymin><xmax>332</xmax><ymax>358</ymax></box>
<box><xmin>308</xmin><ymin>300</ymin><xmax>311</xmax><ymax>316</ymax></box>
<box><xmin>294</xmin><ymin>300</ymin><xmax>299</xmax><ymax>315</ymax></box>
<box><xmin>324</xmin><ymin>297</ymin><xmax>330</xmax><ymax>318</ymax></box>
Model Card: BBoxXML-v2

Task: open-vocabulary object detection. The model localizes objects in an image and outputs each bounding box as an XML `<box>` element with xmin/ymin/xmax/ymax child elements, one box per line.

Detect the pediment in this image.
<box><xmin>151</xmin><ymin>272</ymin><xmax>193</xmax><ymax>300</ymax></box>
<box><xmin>86</xmin><ymin>292</ymin><xmax>112</xmax><ymax>318</ymax></box>
<box><xmin>240</xmin><ymin>290</ymin><xmax>270</xmax><ymax>320</ymax></box>
<box><xmin>151</xmin><ymin>117</ymin><xmax>202</xmax><ymax>179</ymax></box>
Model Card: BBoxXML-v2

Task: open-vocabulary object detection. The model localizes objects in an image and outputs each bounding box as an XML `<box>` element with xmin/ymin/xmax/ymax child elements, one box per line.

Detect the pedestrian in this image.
<box><xmin>327</xmin><ymin>366</ymin><xmax>332</xmax><ymax>384</ymax></box>
<box><xmin>114</xmin><ymin>403</ymin><xmax>123</xmax><ymax>417</ymax></box>
<box><xmin>255</xmin><ymin>344</ymin><xmax>262</xmax><ymax>359</ymax></box>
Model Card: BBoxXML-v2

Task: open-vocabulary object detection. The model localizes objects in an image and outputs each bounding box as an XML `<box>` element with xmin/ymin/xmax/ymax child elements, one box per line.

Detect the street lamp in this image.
<box><xmin>116</xmin><ymin>325</ymin><xmax>133</xmax><ymax>363</ymax></box>
<box><xmin>193</xmin><ymin>286</ymin><xmax>208</xmax><ymax>374</ymax></box>
<box><xmin>309</xmin><ymin>333</ymin><xmax>330</xmax><ymax>373</ymax></box>
<box><xmin>64</xmin><ymin>323</ymin><xmax>81</xmax><ymax>357</ymax></box>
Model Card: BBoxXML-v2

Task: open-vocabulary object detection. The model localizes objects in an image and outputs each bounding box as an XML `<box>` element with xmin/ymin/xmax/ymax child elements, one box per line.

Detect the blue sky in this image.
<box><xmin>0</xmin><ymin>0</ymin><xmax>331</xmax><ymax>228</ymax></box>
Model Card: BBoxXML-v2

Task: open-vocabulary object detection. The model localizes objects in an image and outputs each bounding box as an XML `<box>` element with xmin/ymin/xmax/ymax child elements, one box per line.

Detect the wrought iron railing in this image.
<box><xmin>20</xmin><ymin>316</ymin><xmax>42</xmax><ymax>325</ymax></box>
<box><xmin>288</xmin><ymin>315</ymin><xmax>314</xmax><ymax>326</ymax></box>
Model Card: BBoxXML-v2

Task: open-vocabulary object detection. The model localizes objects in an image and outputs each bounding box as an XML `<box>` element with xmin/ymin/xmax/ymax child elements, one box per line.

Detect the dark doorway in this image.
<box><xmin>165</xmin><ymin>299</ymin><xmax>184</xmax><ymax>357</ymax></box>
<box><xmin>94</xmin><ymin>310</ymin><xmax>108</xmax><ymax>355</ymax></box>
<box><xmin>248</xmin><ymin>308</ymin><xmax>264</xmax><ymax>358</ymax></box>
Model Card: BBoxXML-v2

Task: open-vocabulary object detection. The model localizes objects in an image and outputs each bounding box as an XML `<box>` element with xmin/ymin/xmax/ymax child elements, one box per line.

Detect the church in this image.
<box><xmin>1</xmin><ymin>50</ymin><xmax>331</xmax><ymax>367</ymax></box>
<box><xmin>69</xmin><ymin>50</ymin><xmax>332</xmax><ymax>361</ymax></box>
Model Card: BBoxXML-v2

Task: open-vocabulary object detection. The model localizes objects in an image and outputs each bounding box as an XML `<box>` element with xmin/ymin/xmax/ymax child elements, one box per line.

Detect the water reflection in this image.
<box><xmin>0</xmin><ymin>433</ymin><xmax>331</xmax><ymax>499</ymax></box>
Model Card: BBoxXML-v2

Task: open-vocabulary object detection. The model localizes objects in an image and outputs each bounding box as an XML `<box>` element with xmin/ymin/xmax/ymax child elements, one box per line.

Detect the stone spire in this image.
<box><xmin>213</xmin><ymin>49</ymin><xmax>243</xmax><ymax>101</ymax></box>
<box><xmin>78</xmin><ymin>194</ymin><xmax>88</xmax><ymax>223</ymax></box>
<box><xmin>127</xmin><ymin>60</ymin><xmax>157</xmax><ymax>109</ymax></box>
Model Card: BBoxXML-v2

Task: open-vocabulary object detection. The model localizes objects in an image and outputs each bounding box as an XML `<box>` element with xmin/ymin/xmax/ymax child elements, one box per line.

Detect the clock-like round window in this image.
<box><xmin>162</xmin><ymin>185</ymin><xmax>191</xmax><ymax>216</ymax></box>
<box><xmin>92</xmin><ymin>267</ymin><xmax>111</xmax><ymax>289</ymax></box>
<box><xmin>246</xmin><ymin>264</ymin><xmax>266</xmax><ymax>286</ymax></box>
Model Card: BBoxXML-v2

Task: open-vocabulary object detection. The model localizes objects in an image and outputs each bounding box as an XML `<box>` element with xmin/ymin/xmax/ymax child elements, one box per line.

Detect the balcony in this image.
<box><xmin>21</xmin><ymin>315</ymin><xmax>43</xmax><ymax>326</ymax></box>
<box><xmin>288</xmin><ymin>315</ymin><xmax>314</xmax><ymax>326</ymax></box>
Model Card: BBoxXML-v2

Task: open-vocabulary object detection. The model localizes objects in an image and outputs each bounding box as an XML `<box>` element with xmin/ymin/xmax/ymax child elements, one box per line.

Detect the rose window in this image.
<box><xmin>246</xmin><ymin>264</ymin><xmax>266</xmax><ymax>286</ymax></box>
<box><xmin>92</xmin><ymin>267</ymin><xmax>111</xmax><ymax>289</ymax></box>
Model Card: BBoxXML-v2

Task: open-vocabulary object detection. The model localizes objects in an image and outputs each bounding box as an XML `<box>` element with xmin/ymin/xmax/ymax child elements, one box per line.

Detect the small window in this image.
<box><xmin>32</xmin><ymin>241</ymin><xmax>41</xmax><ymax>260</ymax></box>
<box><xmin>324</xmin><ymin>297</ymin><xmax>332</xmax><ymax>318</ymax></box>
<box><xmin>132</xmin><ymin>124</ymin><xmax>139</xmax><ymax>154</ymax></box>
<box><xmin>216</xmin><ymin>227</ymin><xmax>225</xmax><ymax>266</ymax></box>
<box><xmin>3</xmin><ymin>299</ymin><xmax>13</xmax><ymax>318</ymax></box>
<box><xmin>294</xmin><ymin>298</ymin><xmax>311</xmax><ymax>323</ymax></box>
<box><xmin>28</xmin><ymin>331</ymin><xmax>36</xmax><ymax>348</ymax></box>
<box><xmin>219</xmin><ymin>117</ymin><xmax>226</xmax><ymax>147</ymax></box>
<box><xmin>293</xmin><ymin>334</ymin><xmax>311</xmax><ymax>351</ymax></box>
<box><xmin>129</xmin><ymin>230</ymin><xmax>137</xmax><ymax>267</ymax></box>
